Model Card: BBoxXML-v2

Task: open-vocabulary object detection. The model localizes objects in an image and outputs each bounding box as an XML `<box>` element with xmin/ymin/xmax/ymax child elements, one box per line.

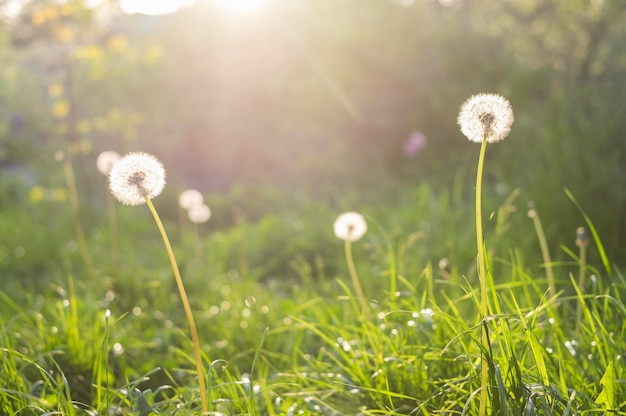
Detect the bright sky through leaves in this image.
<box><xmin>119</xmin><ymin>0</ymin><xmax>196</xmax><ymax>15</ymax></box>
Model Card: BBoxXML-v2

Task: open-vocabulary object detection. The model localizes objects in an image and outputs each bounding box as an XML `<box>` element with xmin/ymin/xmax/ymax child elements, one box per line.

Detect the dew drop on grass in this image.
<box><xmin>132</xmin><ymin>306</ymin><xmax>142</xmax><ymax>316</ymax></box>
<box><xmin>245</xmin><ymin>296</ymin><xmax>256</xmax><ymax>307</ymax></box>
<box><xmin>220</xmin><ymin>301</ymin><xmax>231</xmax><ymax>311</ymax></box>
<box><xmin>209</xmin><ymin>305</ymin><xmax>220</xmax><ymax>315</ymax></box>
<box><xmin>113</xmin><ymin>343</ymin><xmax>124</xmax><ymax>356</ymax></box>
<box><xmin>260</xmin><ymin>305</ymin><xmax>269</xmax><ymax>314</ymax></box>
<box><xmin>240</xmin><ymin>321</ymin><xmax>248</xmax><ymax>329</ymax></box>
<box><xmin>242</xmin><ymin>308</ymin><xmax>251</xmax><ymax>318</ymax></box>
<box><xmin>62</xmin><ymin>299</ymin><xmax>70</xmax><ymax>308</ymax></box>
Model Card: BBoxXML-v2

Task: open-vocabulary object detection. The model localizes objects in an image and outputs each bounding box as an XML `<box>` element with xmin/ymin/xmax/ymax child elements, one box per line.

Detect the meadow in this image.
<box><xmin>1</xmin><ymin>92</ymin><xmax>625</xmax><ymax>415</ymax></box>
<box><xmin>2</xmin><ymin>1</ymin><xmax>626</xmax><ymax>414</ymax></box>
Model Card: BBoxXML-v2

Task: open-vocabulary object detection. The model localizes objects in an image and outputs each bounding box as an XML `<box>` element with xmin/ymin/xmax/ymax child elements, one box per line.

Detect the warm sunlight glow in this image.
<box><xmin>215</xmin><ymin>0</ymin><xmax>268</xmax><ymax>14</ymax></box>
<box><xmin>120</xmin><ymin>0</ymin><xmax>196</xmax><ymax>15</ymax></box>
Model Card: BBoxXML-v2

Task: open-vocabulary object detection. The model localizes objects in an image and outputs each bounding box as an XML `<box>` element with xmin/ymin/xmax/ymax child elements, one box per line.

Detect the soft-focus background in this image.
<box><xmin>2</xmin><ymin>0</ymin><xmax>626</xmax><ymax>285</ymax></box>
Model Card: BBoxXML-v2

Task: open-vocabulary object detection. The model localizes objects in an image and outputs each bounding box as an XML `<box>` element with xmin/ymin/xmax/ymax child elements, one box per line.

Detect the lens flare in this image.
<box><xmin>215</xmin><ymin>0</ymin><xmax>268</xmax><ymax>14</ymax></box>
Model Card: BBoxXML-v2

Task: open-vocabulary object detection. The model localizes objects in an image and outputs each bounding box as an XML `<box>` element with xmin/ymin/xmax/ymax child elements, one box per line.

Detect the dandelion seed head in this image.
<box><xmin>333</xmin><ymin>211</ymin><xmax>367</xmax><ymax>242</ymax></box>
<box><xmin>96</xmin><ymin>151</ymin><xmax>121</xmax><ymax>175</ymax></box>
<box><xmin>179</xmin><ymin>189</ymin><xmax>204</xmax><ymax>210</ymax></box>
<box><xmin>188</xmin><ymin>203</ymin><xmax>211</xmax><ymax>224</ymax></box>
<box><xmin>109</xmin><ymin>152</ymin><xmax>166</xmax><ymax>206</ymax></box>
<box><xmin>457</xmin><ymin>93</ymin><xmax>514</xmax><ymax>143</ymax></box>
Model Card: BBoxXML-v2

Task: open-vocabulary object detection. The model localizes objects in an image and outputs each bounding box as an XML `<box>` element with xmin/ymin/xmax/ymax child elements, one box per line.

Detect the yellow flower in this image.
<box><xmin>29</xmin><ymin>186</ymin><xmax>45</xmax><ymax>203</ymax></box>
<box><xmin>52</xmin><ymin>100</ymin><xmax>69</xmax><ymax>119</ymax></box>
<box><xmin>109</xmin><ymin>152</ymin><xmax>166</xmax><ymax>206</ymax></box>
<box><xmin>457</xmin><ymin>93</ymin><xmax>514</xmax><ymax>143</ymax></box>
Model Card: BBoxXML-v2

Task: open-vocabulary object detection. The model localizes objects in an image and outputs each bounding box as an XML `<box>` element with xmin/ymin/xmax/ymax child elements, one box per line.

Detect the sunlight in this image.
<box><xmin>119</xmin><ymin>0</ymin><xmax>195</xmax><ymax>15</ymax></box>
<box><xmin>214</xmin><ymin>0</ymin><xmax>268</xmax><ymax>14</ymax></box>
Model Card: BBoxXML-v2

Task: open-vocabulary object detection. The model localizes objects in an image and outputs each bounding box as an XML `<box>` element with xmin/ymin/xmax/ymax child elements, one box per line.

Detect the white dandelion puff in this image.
<box><xmin>457</xmin><ymin>93</ymin><xmax>514</xmax><ymax>143</ymax></box>
<box><xmin>109</xmin><ymin>152</ymin><xmax>166</xmax><ymax>206</ymax></box>
<box><xmin>96</xmin><ymin>151</ymin><xmax>121</xmax><ymax>175</ymax></box>
<box><xmin>179</xmin><ymin>189</ymin><xmax>204</xmax><ymax>210</ymax></box>
<box><xmin>334</xmin><ymin>212</ymin><xmax>367</xmax><ymax>242</ymax></box>
<box><xmin>188</xmin><ymin>203</ymin><xmax>211</xmax><ymax>224</ymax></box>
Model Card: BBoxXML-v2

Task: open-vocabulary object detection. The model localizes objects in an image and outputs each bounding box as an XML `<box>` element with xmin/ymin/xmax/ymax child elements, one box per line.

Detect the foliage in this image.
<box><xmin>1</xmin><ymin>0</ymin><xmax>626</xmax><ymax>414</ymax></box>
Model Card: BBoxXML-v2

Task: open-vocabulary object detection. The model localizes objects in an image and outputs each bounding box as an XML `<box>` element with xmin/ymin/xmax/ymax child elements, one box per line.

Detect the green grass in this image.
<box><xmin>0</xmin><ymin>176</ymin><xmax>625</xmax><ymax>415</ymax></box>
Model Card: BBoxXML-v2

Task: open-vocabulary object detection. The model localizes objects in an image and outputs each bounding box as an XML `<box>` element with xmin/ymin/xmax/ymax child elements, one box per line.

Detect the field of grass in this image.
<box><xmin>1</xmin><ymin>150</ymin><xmax>625</xmax><ymax>415</ymax></box>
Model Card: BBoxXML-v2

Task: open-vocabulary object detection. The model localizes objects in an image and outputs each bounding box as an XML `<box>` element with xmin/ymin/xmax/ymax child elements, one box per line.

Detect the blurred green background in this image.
<box><xmin>2</xmin><ymin>0</ymin><xmax>626</xmax><ymax>286</ymax></box>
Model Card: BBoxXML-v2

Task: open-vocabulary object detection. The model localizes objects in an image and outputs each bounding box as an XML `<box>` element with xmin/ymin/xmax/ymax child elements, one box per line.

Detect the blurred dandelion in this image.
<box><xmin>458</xmin><ymin>93</ymin><xmax>513</xmax><ymax>143</ymax></box>
<box><xmin>334</xmin><ymin>212</ymin><xmax>368</xmax><ymax>318</ymax></box>
<box><xmin>188</xmin><ymin>203</ymin><xmax>211</xmax><ymax>224</ymax></box>
<box><xmin>96</xmin><ymin>151</ymin><xmax>121</xmax><ymax>175</ymax></box>
<box><xmin>334</xmin><ymin>212</ymin><xmax>367</xmax><ymax>242</ymax></box>
<box><xmin>459</xmin><ymin>92</ymin><xmax>514</xmax><ymax>416</ymax></box>
<box><xmin>109</xmin><ymin>152</ymin><xmax>166</xmax><ymax>206</ymax></box>
<box><xmin>108</xmin><ymin>152</ymin><xmax>208</xmax><ymax>413</ymax></box>
<box><xmin>179</xmin><ymin>189</ymin><xmax>204</xmax><ymax>210</ymax></box>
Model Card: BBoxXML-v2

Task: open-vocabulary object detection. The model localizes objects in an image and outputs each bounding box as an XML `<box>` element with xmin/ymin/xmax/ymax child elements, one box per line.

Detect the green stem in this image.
<box><xmin>63</xmin><ymin>157</ymin><xmax>94</xmax><ymax>279</ymax></box>
<box><xmin>106</xmin><ymin>192</ymin><xmax>120</xmax><ymax>277</ymax></box>
<box><xmin>476</xmin><ymin>137</ymin><xmax>490</xmax><ymax>416</ymax></box>
<box><xmin>529</xmin><ymin>209</ymin><xmax>556</xmax><ymax>298</ymax></box>
<box><xmin>345</xmin><ymin>240</ymin><xmax>368</xmax><ymax>319</ymax></box>
<box><xmin>145</xmin><ymin>198</ymin><xmax>208</xmax><ymax>414</ymax></box>
<box><xmin>576</xmin><ymin>237</ymin><xmax>587</xmax><ymax>332</ymax></box>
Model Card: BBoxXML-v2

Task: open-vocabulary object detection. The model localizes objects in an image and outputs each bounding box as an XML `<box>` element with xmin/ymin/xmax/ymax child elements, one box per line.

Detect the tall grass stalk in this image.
<box><xmin>576</xmin><ymin>226</ymin><xmax>588</xmax><ymax>333</ymax></box>
<box><xmin>144</xmin><ymin>197</ymin><xmax>208</xmax><ymax>414</ymax></box>
<box><xmin>62</xmin><ymin>155</ymin><xmax>94</xmax><ymax>278</ymax></box>
<box><xmin>344</xmin><ymin>239</ymin><xmax>368</xmax><ymax>319</ymax></box>
<box><xmin>105</xmin><ymin>191</ymin><xmax>120</xmax><ymax>276</ymax></box>
<box><xmin>528</xmin><ymin>206</ymin><xmax>556</xmax><ymax>297</ymax></box>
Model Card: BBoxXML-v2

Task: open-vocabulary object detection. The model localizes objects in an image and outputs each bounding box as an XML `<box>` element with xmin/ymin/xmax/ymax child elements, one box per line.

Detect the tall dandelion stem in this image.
<box><xmin>345</xmin><ymin>240</ymin><xmax>368</xmax><ymax>318</ymax></box>
<box><xmin>145</xmin><ymin>197</ymin><xmax>208</xmax><ymax>413</ymax></box>
<box><xmin>458</xmin><ymin>92</ymin><xmax>513</xmax><ymax>416</ymax></box>
<box><xmin>475</xmin><ymin>137</ymin><xmax>490</xmax><ymax>416</ymax></box>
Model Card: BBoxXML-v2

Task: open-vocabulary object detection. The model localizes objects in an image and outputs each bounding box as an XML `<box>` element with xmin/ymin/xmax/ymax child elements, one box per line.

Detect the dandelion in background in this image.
<box><xmin>403</xmin><ymin>131</ymin><xmax>426</xmax><ymax>157</ymax></box>
<box><xmin>458</xmin><ymin>93</ymin><xmax>514</xmax><ymax>143</ymax></box>
<box><xmin>96</xmin><ymin>151</ymin><xmax>121</xmax><ymax>175</ymax></box>
<box><xmin>334</xmin><ymin>212</ymin><xmax>368</xmax><ymax>318</ymax></box>
<box><xmin>178</xmin><ymin>189</ymin><xmax>206</xmax><ymax>252</ymax></box>
<box><xmin>108</xmin><ymin>152</ymin><xmax>208</xmax><ymax>413</ymax></box>
<box><xmin>458</xmin><ymin>92</ymin><xmax>513</xmax><ymax>416</ymax></box>
<box><xmin>109</xmin><ymin>152</ymin><xmax>166</xmax><ymax>206</ymax></box>
<box><xmin>179</xmin><ymin>189</ymin><xmax>204</xmax><ymax>210</ymax></box>
<box><xmin>334</xmin><ymin>212</ymin><xmax>367</xmax><ymax>242</ymax></box>
<box><xmin>188</xmin><ymin>203</ymin><xmax>211</xmax><ymax>224</ymax></box>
